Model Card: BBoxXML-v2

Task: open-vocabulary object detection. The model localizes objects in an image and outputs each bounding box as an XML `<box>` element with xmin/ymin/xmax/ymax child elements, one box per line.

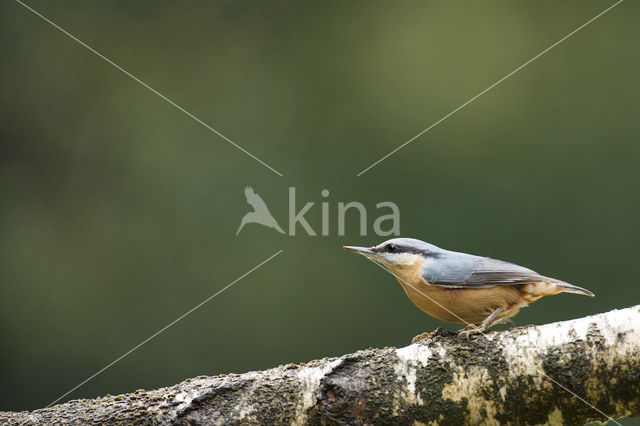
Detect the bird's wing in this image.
<box><xmin>421</xmin><ymin>253</ymin><xmax>546</xmax><ymax>288</ymax></box>
<box><xmin>244</xmin><ymin>186</ymin><xmax>269</xmax><ymax>212</ymax></box>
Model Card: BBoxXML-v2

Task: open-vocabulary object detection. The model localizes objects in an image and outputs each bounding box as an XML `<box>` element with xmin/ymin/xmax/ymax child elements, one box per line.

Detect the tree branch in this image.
<box><xmin>2</xmin><ymin>306</ymin><xmax>639</xmax><ymax>425</ymax></box>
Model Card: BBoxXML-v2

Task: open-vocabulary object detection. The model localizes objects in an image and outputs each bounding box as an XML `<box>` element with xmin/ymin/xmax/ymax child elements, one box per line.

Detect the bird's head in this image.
<box><xmin>344</xmin><ymin>238</ymin><xmax>445</xmax><ymax>275</ymax></box>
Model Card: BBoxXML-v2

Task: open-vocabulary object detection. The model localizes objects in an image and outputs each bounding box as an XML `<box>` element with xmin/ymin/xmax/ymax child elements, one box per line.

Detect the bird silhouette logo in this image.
<box><xmin>236</xmin><ymin>186</ymin><xmax>285</xmax><ymax>235</ymax></box>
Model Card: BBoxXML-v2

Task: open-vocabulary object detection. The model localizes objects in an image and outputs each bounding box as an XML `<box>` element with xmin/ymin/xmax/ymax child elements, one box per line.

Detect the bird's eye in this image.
<box><xmin>386</xmin><ymin>244</ymin><xmax>397</xmax><ymax>253</ymax></box>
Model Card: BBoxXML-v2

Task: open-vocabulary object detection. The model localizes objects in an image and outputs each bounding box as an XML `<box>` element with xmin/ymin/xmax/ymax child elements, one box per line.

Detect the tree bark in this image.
<box><xmin>2</xmin><ymin>306</ymin><xmax>639</xmax><ymax>425</ymax></box>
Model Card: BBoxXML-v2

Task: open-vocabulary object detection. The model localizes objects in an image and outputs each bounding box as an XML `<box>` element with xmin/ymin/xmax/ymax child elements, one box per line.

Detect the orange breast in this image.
<box><xmin>387</xmin><ymin>261</ymin><xmax>529</xmax><ymax>325</ymax></box>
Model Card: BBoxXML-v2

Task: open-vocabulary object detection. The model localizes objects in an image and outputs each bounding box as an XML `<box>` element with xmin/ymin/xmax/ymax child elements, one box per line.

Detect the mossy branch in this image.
<box><xmin>2</xmin><ymin>306</ymin><xmax>639</xmax><ymax>425</ymax></box>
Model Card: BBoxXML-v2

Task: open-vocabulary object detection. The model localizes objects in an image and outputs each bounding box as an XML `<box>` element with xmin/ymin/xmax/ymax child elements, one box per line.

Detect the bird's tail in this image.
<box><xmin>553</xmin><ymin>281</ymin><xmax>595</xmax><ymax>297</ymax></box>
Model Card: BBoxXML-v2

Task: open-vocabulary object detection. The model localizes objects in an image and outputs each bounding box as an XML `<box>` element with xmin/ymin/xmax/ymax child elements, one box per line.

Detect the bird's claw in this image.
<box><xmin>502</xmin><ymin>318</ymin><xmax>516</xmax><ymax>327</ymax></box>
<box><xmin>457</xmin><ymin>316</ymin><xmax>516</xmax><ymax>340</ymax></box>
<box><xmin>457</xmin><ymin>324</ymin><xmax>484</xmax><ymax>341</ymax></box>
<box><xmin>411</xmin><ymin>331</ymin><xmax>430</xmax><ymax>344</ymax></box>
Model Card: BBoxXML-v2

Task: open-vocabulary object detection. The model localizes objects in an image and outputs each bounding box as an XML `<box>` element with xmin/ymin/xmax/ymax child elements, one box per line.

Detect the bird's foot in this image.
<box><xmin>457</xmin><ymin>324</ymin><xmax>484</xmax><ymax>341</ymax></box>
<box><xmin>457</xmin><ymin>313</ymin><xmax>516</xmax><ymax>341</ymax></box>
<box><xmin>411</xmin><ymin>331</ymin><xmax>430</xmax><ymax>344</ymax></box>
<box><xmin>496</xmin><ymin>317</ymin><xmax>516</xmax><ymax>328</ymax></box>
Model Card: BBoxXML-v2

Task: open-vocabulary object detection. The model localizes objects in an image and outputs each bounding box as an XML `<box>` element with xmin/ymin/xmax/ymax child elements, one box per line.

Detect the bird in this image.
<box><xmin>344</xmin><ymin>238</ymin><xmax>594</xmax><ymax>341</ymax></box>
<box><xmin>236</xmin><ymin>186</ymin><xmax>285</xmax><ymax>235</ymax></box>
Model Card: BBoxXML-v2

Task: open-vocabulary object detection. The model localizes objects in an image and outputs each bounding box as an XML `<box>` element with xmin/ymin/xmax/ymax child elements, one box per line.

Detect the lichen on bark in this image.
<box><xmin>2</xmin><ymin>306</ymin><xmax>639</xmax><ymax>425</ymax></box>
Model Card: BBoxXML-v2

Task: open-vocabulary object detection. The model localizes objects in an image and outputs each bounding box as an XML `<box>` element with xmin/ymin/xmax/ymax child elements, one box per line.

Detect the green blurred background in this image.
<box><xmin>1</xmin><ymin>0</ymin><xmax>638</xmax><ymax>414</ymax></box>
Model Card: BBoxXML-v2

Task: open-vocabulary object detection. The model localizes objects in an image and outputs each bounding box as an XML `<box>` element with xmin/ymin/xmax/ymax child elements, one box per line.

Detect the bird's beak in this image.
<box><xmin>343</xmin><ymin>245</ymin><xmax>375</xmax><ymax>257</ymax></box>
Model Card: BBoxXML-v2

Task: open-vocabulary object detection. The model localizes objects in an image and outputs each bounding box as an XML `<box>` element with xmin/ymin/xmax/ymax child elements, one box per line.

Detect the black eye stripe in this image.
<box><xmin>373</xmin><ymin>244</ymin><xmax>443</xmax><ymax>259</ymax></box>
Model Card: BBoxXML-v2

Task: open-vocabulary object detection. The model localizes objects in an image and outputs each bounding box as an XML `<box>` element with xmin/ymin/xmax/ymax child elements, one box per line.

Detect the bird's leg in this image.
<box><xmin>458</xmin><ymin>307</ymin><xmax>509</xmax><ymax>340</ymax></box>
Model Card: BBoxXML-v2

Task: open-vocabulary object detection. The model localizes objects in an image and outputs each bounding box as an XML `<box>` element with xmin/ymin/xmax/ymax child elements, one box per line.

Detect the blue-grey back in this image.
<box><xmin>421</xmin><ymin>249</ymin><xmax>543</xmax><ymax>288</ymax></box>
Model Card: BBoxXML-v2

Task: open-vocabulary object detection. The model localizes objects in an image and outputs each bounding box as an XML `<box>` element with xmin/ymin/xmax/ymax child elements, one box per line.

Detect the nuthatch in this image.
<box><xmin>344</xmin><ymin>238</ymin><xmax>594</xmax><ymax>341</ymax></box>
